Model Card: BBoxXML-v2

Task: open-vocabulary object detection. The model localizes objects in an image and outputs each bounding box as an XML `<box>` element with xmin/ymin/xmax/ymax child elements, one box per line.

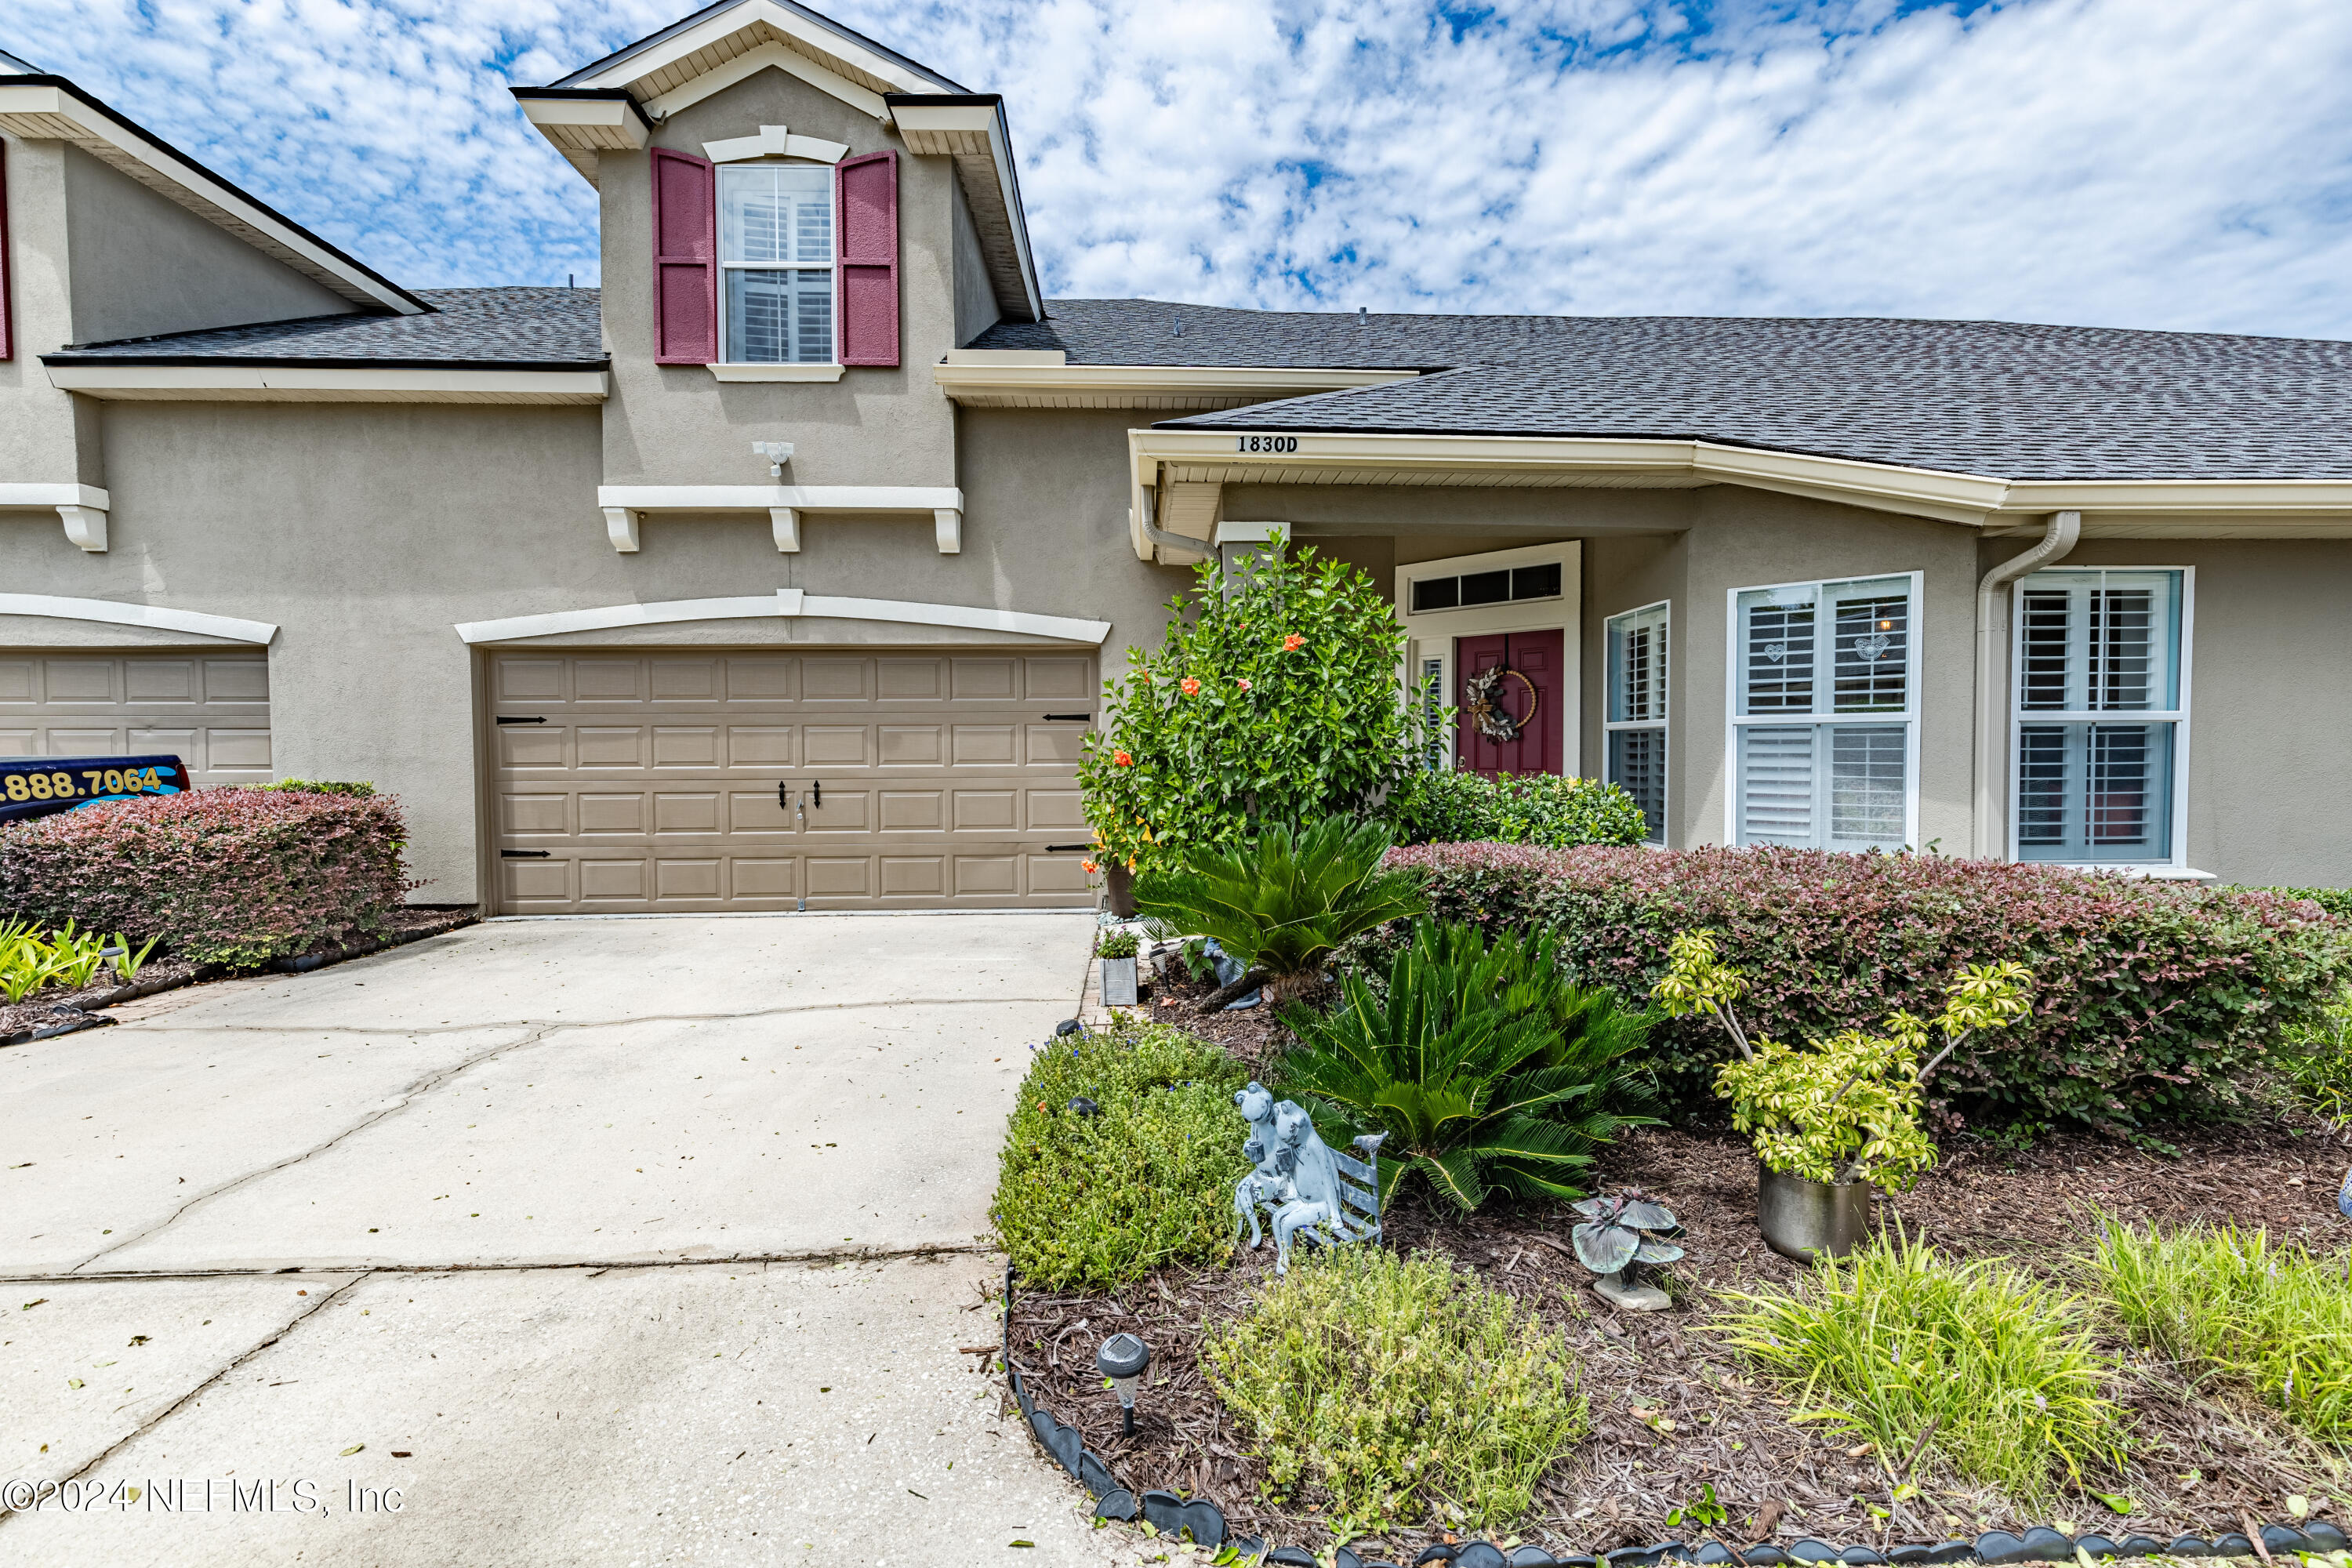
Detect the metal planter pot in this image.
<box><xmin>1103</xmin><ymin>862</ymin><xmax>1137</xmax><ymax>919</ymax></box>
<box><xmin>1757</xmin><ymin>1164</ymin><xmax>1871</xmax><ymax>1263</ymax></box>
<box><xmin>1100</xmin><ymin>956</ymin><xmax>1139</xmax><ymax>1007</ymax></box>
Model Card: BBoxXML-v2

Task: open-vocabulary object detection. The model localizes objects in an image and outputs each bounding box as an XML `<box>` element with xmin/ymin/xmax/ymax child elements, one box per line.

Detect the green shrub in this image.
<box><xmin>1077</xmin><ymin>536</ymin><xmax>1439</xmax><ymax>873</ymax></box>
<box><xmin>1274</xmin><ymin>920</ymin><xmax>1651</xmax><ymax>1208</ymax></box>
<box><xmin>1095</xmin><ymin>928</ymin><xmax>1139</xmax><ymax>960</ymax></box>
<box><xmin>253</xmin><ymin>779</ymin><xmax>377</xmax><ymax>797</ymax></box>
<box><xmin>1382</xmin><ymin>843</ymin><xmax>2352</xmax><ymax>1130</ymax></box>
<box><xmin>1388</xmin><ymin>769</ymin><xmax>1648</xmax><ymax>848</ymax></box>
<box><xmin>0</xmin><ymin>788</ymin><xmax>416</xmax><ymax>968</ymax></box>
<box><xmin>2267</xmin><ymin>886</ymin><xmax>2352</xmax><ymax>920</ymax></box>
<box><xmin>2093</xmin><ymin>1221</ymin><xmax>2352</xmax><ymax>1439</ymax></box>
<box><xmin>1136</xmin><ymin>817</ymin><xmax>1427</xmax><ymax>1000</ymax></box>
<box><xmin>2276</xmin><ymin>985</ymin><xmax>2352</xmax><ymax>1120</ymax></box>
<box><xmin>1203</xmin><ymin>1247</ymin><xmax>1587</xmax><ymax>1532</ymax></box>
<box><xmin>993</xmin><ymin>1021</ymin><xmax>1250</xmax><ymax>1290</ymax></box>
<box><xmin>1721</xmin><ymin>1233</ymin><xmax>2126</xmax><ymax>1502</ymax></box>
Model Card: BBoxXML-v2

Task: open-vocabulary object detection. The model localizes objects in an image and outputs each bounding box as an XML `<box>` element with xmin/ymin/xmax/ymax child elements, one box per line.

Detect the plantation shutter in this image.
<box><xmin>1737</xmin><ymin>727</ymin><xmax>1815</xmax><ymax>844</ymax></box>
<box><xmin>2013</xmin><ymin>570</ymin><xmax>2183</xmax><ymax>862</ymax></box>
<box><xmin>1605</xmin><ymin>603</ymin><xmax>1670</xmax><ymax>842</ymax></box>
<box><xmin>835</xmin><ymin>151</ymin><xmax>898</xmax><ymax>367</ymax></box>
<box><xmin>651</xmin><ymin>147</ymin><xmax>717</xmax><ymax>365</ymax></box>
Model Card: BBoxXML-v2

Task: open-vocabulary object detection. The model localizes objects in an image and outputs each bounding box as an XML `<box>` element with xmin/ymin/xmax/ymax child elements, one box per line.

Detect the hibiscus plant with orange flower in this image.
<box><xmin>1076</xmin><ymin>531</ymin><xmax>1444</xmax><ymax>873</ymax></box>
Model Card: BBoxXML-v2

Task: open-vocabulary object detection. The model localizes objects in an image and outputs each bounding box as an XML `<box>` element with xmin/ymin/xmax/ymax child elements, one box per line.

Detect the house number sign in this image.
<box><xmin>1234</xmin><ymin>435</ymin><xmax>1301</xmax><ymax>452</ymax></box>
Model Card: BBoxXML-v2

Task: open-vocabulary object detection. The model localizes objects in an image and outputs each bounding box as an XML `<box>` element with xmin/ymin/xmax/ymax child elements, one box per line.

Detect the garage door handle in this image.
<box><xmin>1044</xmin><ymin>843</ymin><xmax>1093</xmax><ymax>853</ymax></box>
<box><xmin>500</xmin><ymin>849</ymin><xmax>552</xmax><ymax>859</ymax></box>
<box><xmin>495</xmin><ymin>716</ymin><xmax>547</xmax><ymax>725</ymax></box>
<box><xmin>1042</xmin><ymin>713</ymin><xmax>1091</xmax><ymax>721</ymax></box>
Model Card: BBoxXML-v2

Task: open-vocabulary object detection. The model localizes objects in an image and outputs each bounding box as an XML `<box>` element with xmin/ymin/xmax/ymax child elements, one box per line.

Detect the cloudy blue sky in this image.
<box><xmin>9</xmin><ymin>0</ymin><xmax>2352</xmax><ymax>337</ymax></box>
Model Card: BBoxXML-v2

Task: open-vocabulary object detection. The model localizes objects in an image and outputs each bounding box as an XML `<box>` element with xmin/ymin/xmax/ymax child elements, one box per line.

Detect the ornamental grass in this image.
<box><xmin>2093</xmin><ymin>1220</ymin><xmax>2352</xmax><ymax>1440</ymax></box>
<box><xmin>1719</xmin><ymin>1232</ymin><xmax>2128</xmax><ymax>1504</ymax></box>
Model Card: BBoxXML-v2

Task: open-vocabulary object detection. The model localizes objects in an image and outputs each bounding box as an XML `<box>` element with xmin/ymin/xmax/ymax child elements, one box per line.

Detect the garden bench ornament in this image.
<box><xmin>1231</xmin><ymin>1081</ymin><xmax>1384</xmax><ymax>1273</ymax></box>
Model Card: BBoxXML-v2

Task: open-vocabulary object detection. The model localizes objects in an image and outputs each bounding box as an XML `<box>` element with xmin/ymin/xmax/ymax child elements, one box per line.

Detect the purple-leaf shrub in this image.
<box><xmin>0</xmin><ymin>787</ymin><xmax>420</xmax><ymax>969</ymax></box>
<box><xmin>1377</xmin><ymin>843</ymin><xmax>2352</xmax><ymax>1130</ymax></box>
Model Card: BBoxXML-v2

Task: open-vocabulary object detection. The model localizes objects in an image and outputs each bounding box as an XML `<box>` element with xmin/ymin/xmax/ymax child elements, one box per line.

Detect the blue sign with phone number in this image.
<box><xmin>0</xmin><ymin>755</ymin><xmax>190</xmax><ymax>826</ymax></box>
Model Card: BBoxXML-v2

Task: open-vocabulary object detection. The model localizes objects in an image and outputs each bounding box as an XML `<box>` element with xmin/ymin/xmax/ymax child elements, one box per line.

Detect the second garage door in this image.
<box><xmin>0</xmin><ymin>650</ymin><xmax>272</xmax><ymax>786</ymax></box>
<box><xmin>490</xmin><ymin>649</ymin><xmax>1098</xmax><ymax>912</ymax></box>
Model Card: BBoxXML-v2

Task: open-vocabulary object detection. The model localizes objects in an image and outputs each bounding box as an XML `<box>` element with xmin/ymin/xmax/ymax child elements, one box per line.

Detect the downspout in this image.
<box><xmin>1972</xmin><ymin>510</ymin><xmax>2081</xmax><ymax>858</ymax></box>
<box><xmin>1134</xmin><ymin>486</ymin><xmax>1213</xmax><ymax>564</ymax></box>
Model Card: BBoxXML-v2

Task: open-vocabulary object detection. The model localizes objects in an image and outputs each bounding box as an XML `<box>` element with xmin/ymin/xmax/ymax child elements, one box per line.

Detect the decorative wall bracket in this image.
<box><xmin>596</xmin><ymin>485</ymin><xmax>963</xmax><ymax>555</ymax></box>
<box><xmin>0</xmin><ymin>485</ymin><xmax>113</xmax><ymax>552</ymax></box>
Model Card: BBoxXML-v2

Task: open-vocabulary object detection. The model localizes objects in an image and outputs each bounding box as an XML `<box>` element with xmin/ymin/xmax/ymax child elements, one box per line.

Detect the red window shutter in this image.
<box><xmin>650</xmin><ymin>147</ymin><xmax>716</xmax><ymax>365</ymax></box>
<box><xmin>836</xmin><ymin>151</ymin><xmax>898</xmax><ymax>368</ymax></box>
<box><xmin>0</xmin><ymin>139</ymin><xmax>13</xmax><ymax>363</ymax></box>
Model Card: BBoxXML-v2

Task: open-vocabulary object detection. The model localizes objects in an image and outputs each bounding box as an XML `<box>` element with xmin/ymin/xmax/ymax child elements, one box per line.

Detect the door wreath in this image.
<box><xmin>1464</xmin><ymin>664</ymin><xmax>1539</xmax><ymax>743</ymax></box>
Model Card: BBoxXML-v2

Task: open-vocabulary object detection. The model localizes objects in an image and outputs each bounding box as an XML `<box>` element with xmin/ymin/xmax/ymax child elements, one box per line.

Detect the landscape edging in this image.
<box><xmin>0</xmin><ymin>911</ymin><xmax>480</xmax><ymax>1048</ymax></box>
<box><xmin>999</xmin><ymin>1265</ymin><xmax>2346</xmax><ymax>1568</ymax></box>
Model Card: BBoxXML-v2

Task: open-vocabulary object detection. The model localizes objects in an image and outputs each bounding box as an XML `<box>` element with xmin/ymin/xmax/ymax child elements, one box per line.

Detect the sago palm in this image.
<box><xmin>1273</xmin><ymin>920</ymin><xmax>1653</xmax><ymax>1209</ymax></box>
<box><xmin>1134</xmin><ymin>816</ymin><xmax>1427</xmax><ymax>1005</ymax></box>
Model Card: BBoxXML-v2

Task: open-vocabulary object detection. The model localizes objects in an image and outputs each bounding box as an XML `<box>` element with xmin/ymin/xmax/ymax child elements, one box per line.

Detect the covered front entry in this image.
<box><xmin>488</xmin><ymin>649</ymin><xmax>1098</xmax><ymax>912</ymax></box>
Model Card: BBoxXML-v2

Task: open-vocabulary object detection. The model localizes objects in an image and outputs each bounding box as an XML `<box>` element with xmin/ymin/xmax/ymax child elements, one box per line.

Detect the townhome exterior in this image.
<box><xmin>2</xmin><ymin>1</ymin><xmax>2348</xmax><ymax>915</ymax></box>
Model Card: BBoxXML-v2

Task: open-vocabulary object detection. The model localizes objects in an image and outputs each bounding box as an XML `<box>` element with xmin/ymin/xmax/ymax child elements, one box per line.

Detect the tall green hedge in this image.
<box><xmin>1386</xmin><ymin>769</ymin><xmax>1648</xmax><ymax>849</ymax></box>
<box><xmin>1376</xmin><ymin>843</ymin><xmax>2352</xmax><ymax>1131</ymax></box>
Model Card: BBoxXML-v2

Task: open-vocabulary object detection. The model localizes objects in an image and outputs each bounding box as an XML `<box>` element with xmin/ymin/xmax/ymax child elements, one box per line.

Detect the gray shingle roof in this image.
<box><xmin>1148</xmin><ymin>314</ymin><xmax>2352</xmax><ymax>481</ymax></box>
<box><xmin>968</xmin><ymin>297</ymin><xmax>1565</xmax><ymax>369</ymax></box>
<box><xmin>45</xmin><ymin>288</ymin><xmax>606</xmax><ymax>368</ymax></box>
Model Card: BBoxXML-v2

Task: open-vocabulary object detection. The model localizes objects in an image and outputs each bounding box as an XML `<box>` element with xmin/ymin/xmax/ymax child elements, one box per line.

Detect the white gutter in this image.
<box><xmin>1971</xmin><ymin>510</ymin><xmax>2080</xmax><ymax>858</ymax></box>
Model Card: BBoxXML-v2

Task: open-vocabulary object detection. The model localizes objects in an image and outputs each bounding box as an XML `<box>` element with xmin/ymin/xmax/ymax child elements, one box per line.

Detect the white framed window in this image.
<box><xmin>719</xmin><ymin>163</ymin><xmax>833</xmax><ymax>365</ymax></box>
<box><xmin>2009</xmin><ymin>567</ymin><xmax>2190</xmax><ymax>866</ymax></box>
<box><xmin>1726</xmin><ymin>572</ymin><xmax>1921</xmax><ymax>852</ymax></box>
<box><xmin>1604</xmin><ymin>601</ymin><xmax>1669</xmax><ymax>843</ymax></box>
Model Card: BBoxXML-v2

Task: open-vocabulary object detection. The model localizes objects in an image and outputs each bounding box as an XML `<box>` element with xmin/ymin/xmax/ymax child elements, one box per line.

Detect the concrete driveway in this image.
<box><xmin>0</xmin><ymin>914</ymin><xmax>1114</xmax><ymax>1566</ymax></box>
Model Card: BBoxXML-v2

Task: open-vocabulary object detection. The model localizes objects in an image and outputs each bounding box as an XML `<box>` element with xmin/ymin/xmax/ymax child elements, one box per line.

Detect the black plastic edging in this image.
<box><xmin>999</xmin><ymin>1265</ymin><xmax>2347</xmax><ymax>1568</ymax></box>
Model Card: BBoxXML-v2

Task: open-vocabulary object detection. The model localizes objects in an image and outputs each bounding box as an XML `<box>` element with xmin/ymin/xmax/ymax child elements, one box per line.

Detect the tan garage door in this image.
<box><xmin>489</xmin><ymin>649</ymin><xmax>1099</xmax><ymax>912</ymax></box>
<box><xmin>0</xmin><ymin>650</ymin><xmax>272</xmax><ymax>786</ymax></box>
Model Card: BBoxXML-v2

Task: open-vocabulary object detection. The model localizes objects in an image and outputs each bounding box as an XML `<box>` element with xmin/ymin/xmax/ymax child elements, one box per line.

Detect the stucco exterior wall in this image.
<box><xmin>62</xmin><ymin>145</ymin><xmax>356</xmax><ymax>344</ymax></box>
<box><xmin>949</xmin><ymin>177</ymin><xmax>999</xmax><ymax>349</ymax></box>
<box><xmin>0</xmin><ymin>135</ymin><xmax>101</xmax><ymax>492</ymax></box>
<box><xmin>594</xmin><ymin>68</ymin><xmax>960</xmax><ymax>490</ymax></box>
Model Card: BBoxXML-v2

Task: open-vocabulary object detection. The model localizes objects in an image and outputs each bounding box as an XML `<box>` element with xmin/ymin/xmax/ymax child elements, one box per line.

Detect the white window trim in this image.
<box><xmin>2005</xmin><ymin>564</ymin><xmax>2195</xmax><ymax>872</ymax></box>
<box><xmin>1392</xmin><ymin>542</ymin><xmax>1581</xmax><ymax>775</ymax></box>
<box><xmin>1603</xmin><ymin>600</ymin><xmax>1671</xmax><ymax>844</ymax></box>
<box><xmin>717</xmin><ymin>160</ymin><xmax>837</xmax><ymax>368</ymax></box>
<box><xmin>1722</xmin><ymin>570</ymin><xmax>1923</xmax><ymax>852</ymax></box>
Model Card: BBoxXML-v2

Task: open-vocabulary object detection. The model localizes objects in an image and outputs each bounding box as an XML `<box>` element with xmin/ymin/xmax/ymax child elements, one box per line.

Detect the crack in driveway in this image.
<box><xmin>0</xmin><ymin>1271</ymin><xmax>372</xmax><ymax>1533</ymax></box>
<box><xmin>4</xmin><ymin>1241</ymin><xmax>989</xmax><ymax>1287</ymax></box>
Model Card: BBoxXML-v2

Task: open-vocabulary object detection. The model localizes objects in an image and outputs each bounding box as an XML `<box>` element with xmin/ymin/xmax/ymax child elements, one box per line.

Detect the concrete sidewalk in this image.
<box><xmin>0</xmin><ymin>914</ymin><xmax>1118</xmax><ymax>1566</ymax></box>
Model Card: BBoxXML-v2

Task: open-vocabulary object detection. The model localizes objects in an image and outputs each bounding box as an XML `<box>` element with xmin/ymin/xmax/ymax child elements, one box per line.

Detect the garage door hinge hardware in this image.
<box><xmin>500</xmin><ymin>849</ymin><xmax>553</xmax><ymax>859</ymax></box>
<box><xmin>495</xmin><ymin>716</ymin><xmax>548</xmax><ymax>725</ymax></box>
<box><xmin>1044</xmin><ymin>844</ymin><xmax>1091</xmax><ymax>853</ymax></box>
<box><xmin>1042</xmin><ymin>713</ymin><xmax>1091</xmax><ymax>721</ymax></box>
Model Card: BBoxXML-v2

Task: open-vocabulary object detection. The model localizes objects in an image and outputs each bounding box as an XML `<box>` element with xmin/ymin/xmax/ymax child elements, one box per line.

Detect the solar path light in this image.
<box><xmin>1095</xmin><ymin>1333</ymin><xmax>1150</xmax><ymax>1437</ymax></box>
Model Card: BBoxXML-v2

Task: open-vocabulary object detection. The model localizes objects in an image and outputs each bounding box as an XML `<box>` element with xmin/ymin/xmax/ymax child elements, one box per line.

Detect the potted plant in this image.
<box><xmin>1097</xmin><ymin>928</ymin><xmax>1141</xmax><ymax>1007</ymax></box>
<box><xmin>1653</xmin><ymin>931</ymin><xmax>2031</xmax><ymax>1262</ymax></box>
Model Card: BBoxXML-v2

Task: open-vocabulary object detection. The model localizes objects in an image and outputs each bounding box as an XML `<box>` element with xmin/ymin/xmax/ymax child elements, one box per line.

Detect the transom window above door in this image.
<box><xmin>1728</xmin><ymin>573</ymin><xmax>1919</xmax><ymax>853</ymax></box>
<box><xmin>720</xmin><ymin>164</ymin><xmax>833</xmax><ymax>364</ymax></box>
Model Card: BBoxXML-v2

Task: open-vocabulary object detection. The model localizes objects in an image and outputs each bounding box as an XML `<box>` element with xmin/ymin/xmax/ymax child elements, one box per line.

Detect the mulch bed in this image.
<box><xmin>0</xmin><ymin>906</ymin><xmax>477</xmax><ymax>1043</ymax></box>
<box><xmin>1007</xmin><ymin>1107</ymin><xmax>2352</xmax><ymax>1562</ymax></box>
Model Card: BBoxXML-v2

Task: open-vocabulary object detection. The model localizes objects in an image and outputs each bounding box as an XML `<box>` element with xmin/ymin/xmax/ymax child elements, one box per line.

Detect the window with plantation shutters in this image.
<box><xmin>1605</xmin><ymin>601</ymin><xmax>1669</xmax><ymax>843</ymax></box>
<box><xmin>2011</xmin><ymin>568</ymin><xmax>2188</xmax><ymax>865</ymax></box>
<box><xmin>719</xmin><ymin>162</ymin><xmax>834</xmax><ymax>364</ymax></box>
<box><xmin>1728</xmin><ymin>574</ymin><xmax>1918</xmax><ymax>852</ymax></box>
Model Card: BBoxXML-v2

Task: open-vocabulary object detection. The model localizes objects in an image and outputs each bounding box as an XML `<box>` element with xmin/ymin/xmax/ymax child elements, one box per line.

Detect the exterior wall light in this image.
<box><xmin>1095</xmin><ymin>1332</ymin><xmax>1150</xmax><ymax>1437</ymax></box>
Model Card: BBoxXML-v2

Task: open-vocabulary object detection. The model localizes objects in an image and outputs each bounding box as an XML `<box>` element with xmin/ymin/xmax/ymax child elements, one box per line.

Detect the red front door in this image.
<box><xmin>1455</xmin><ymin>630</ymin><xmax>1564</xmax><ymax>777</ymax></box>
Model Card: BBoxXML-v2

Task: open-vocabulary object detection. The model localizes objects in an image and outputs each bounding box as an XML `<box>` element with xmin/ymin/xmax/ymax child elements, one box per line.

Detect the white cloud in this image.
<box><xmin>7</xmin><ymin>0</ymin><xmax>2351</xmax><ymax>336</ymax></box>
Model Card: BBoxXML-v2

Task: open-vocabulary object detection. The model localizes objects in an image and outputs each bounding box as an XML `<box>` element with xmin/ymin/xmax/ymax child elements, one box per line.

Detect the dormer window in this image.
<box><xmin>719</xmin><ymin>163</ymin><xmax>833</xmax><ymax>364</ymax></box>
